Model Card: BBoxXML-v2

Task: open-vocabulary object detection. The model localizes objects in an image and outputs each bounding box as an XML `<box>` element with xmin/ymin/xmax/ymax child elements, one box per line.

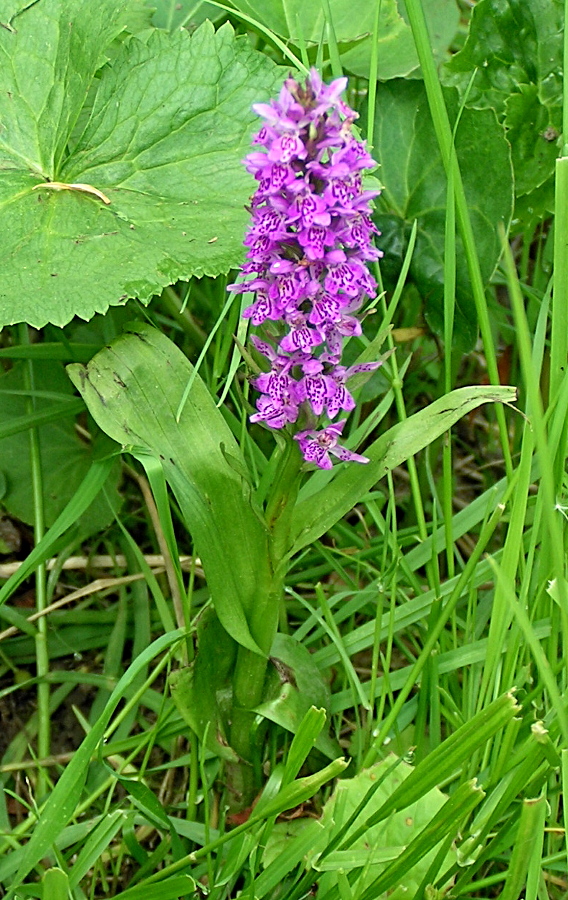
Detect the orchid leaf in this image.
<box><xmin>290</xmin><ymin>385</ymin><xmax>516</xmax><ymax>553</ymax></box>
<box><xmin>0</xmin><ymin>3</ymin><xmax>282</xmax><ymax>327</ymax></box>
<box><xmin>68</xmin><ymin>323</ymin><xmax>273</xmax><ymax>656</ymax></box>
<box><xmin>254</xmin><ymin>634</ymin><xmax>340</xmax><ymax>760</ymax></box>
<box><xmin>170</xmin><ymin>609</ymin><xmax>238</xmax><ymax>761</ymax></box>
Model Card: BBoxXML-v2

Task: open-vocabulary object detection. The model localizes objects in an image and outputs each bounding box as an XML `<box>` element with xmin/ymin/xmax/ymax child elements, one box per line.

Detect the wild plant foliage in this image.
<box><xmin>0</xmin><ymin>0</ymin><xmax>566</xmax><ymax>898</ymax></box>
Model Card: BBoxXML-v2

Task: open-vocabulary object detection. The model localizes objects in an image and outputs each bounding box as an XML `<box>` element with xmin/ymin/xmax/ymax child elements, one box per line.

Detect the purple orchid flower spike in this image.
<box><xmin>230</xmin><ymin>69</ymin><xmax>384</xmax><ymax>468</ymax></box>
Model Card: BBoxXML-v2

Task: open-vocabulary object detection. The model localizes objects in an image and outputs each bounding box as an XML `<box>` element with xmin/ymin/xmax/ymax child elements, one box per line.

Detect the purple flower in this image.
<box><xmin>230</xmin><ymin>69</ymin><xmax>384</xmax><ymax>467</ymax></box>
<box><xmin>294</xmin><ymin>421</ymin><xmax>370</xmax><ymax>470</ymax></box>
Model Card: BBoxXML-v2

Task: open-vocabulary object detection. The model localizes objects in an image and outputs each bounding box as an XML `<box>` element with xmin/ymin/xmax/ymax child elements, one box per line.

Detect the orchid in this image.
<box><xmin>230</xmin><ymin>69</ymin><xmax>383</xmax><ymax>468</ymax></box>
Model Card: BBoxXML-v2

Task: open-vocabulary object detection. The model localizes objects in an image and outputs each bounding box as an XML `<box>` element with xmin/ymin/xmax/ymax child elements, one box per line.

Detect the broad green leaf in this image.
<box><xmin>0</xmin><ymin>10</ymin><xmax>283</xmax><ymax>327</ymax></box>
<box><xmin>0</xmin><ymin>360</ymin><xmax>121</xmax><ymax>530</ymax></box>
<box><xmin>291</xmin><ymin>384</ymin><xmax>516</xmax><ymax>553</ymax></box>
<box><xmin>68</xmin><ymin>323</ymin><xmax>274</xmax><ymax>655</ymax></box>
<box><xmin>150</xmin><ymin>0</ymin><xmax>225</xmax><ymax>30</ymax></box>
<box><xmin>444</xmin><ymin>0</ymin><xmax>563</xmax><ymax>114</ymax></box>
<box><xmin>0</xmin><ymin>0</ymin><xmax>130</xmax><ymax>175</ymax></box>
<box><xmin>228</xmin><ymin>0</ymin><xmax>458</xmax><ymax>79</ymax></box>
<box><xmin>229</xmin><ymin>0</ymin><xmax>379</xmax><ymax>43</ymax></box>
<box><xmin>170</xmin><ymin>608</ymin><xmax>238</xmax><ymax>761</ymax></box>
<box><xmin>314</xmin><ymin>757</ymin><xmax>457</xmax><ymax>900</ymax></box>
<box><xmin>443</xmin><ymin>0</ymin><xmax>563</xmax><ymax>205</ymax></box>
<box><xmin>340</xmin><ymin>0</ymin><xmax>459</xmax><ymax>81</ymax></box>
<box><xmin>357</xmin><ymin>780</ymin><xmax>483</xmax><ymax>900</ymax></box>
<box><xmin>119</xmin><ymin>0</ymin><xmax>155</xmax><ymax>33</ymax></box>
<box><xmin>372</xmin><ymin>80</ymin><xmax>513</xmax><ymax>347</ymax></box>
<box><xmin>504</xmin><ymin>85</ymin><xmax>560</xmax><ymax>197</ymax></box>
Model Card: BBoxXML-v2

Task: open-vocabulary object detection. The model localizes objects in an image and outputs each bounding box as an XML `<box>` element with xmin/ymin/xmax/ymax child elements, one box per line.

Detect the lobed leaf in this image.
<box><xmin>169</xmin><ymin>609</ymin><xmax>239</xmax><ymax>761</ymax></box>
<box><xmin>443</xmin><ymin>0</ymin><xmax>563</xmax><ymax>205</ymax></box>
<box><xmin>0</xmin><ymin>0</ymin><xmax>130</xmax><ymax>175</ymax></box>
<box><xmin>0</xmin><ymin>9</ymin><xmax>283</xmax><ymax>327</ymax></box>
<box><xmin>444</xmin><ymin>0</ymin><xmax>563</xmax><ymax>114</ymax></box>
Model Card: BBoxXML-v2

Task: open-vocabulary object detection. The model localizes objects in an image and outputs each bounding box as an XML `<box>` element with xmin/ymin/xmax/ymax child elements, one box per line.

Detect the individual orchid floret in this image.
<box><xmin>230</xmin><ymin>69</ymin><xmax>384</xmax><ymax>469</ymax></box>
<box><xmin>294</xmin><ymin>421</ymin><xmax>370</xmax><ymax>470</ymax></box>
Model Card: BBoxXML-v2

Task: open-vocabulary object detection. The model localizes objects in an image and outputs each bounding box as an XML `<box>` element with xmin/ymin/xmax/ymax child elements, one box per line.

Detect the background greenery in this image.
<box><xmin>0</xmin><ymin>0</ymin><xmax>566</xmax><ymax>897</ymax></box>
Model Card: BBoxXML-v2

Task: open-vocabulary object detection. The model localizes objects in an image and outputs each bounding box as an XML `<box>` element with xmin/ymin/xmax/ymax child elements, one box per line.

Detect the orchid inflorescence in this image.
<box><xmin>229</xmin><ymin>69</ymin><xmax>383</xmax><ymax>469</ymax></box>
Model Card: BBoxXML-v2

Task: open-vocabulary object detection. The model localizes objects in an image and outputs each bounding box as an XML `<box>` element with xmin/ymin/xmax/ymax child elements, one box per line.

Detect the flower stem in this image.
<box><xmin>227</xmin><ymin>437</ymin><xmax>303</xmax><ymax>806</ymax></box>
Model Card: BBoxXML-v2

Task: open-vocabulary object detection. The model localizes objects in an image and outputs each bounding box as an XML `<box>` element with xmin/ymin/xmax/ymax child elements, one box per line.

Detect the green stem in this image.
<box><xmin>18</xmin><ymin>324</ymin><xmax>49</xmax><ymax>798</ymax></box>
<box><xmin>403</xmin><ymin>0</ymin><xmax>513</xmax><ymax>479</ymax></box>
<box><xmin>228</xmin><ymin>437</ymin><xmax>304</xmax><ymax>806</ymax></box>
<box><xmin>551</xmin><ymin>157</ymin><xmax>568</xmax><ymax>489</ymax></box>
<box><xmin>265</xmin><ymin>436</ymin><xmax>304</xmax><ymax>563</ymax></box>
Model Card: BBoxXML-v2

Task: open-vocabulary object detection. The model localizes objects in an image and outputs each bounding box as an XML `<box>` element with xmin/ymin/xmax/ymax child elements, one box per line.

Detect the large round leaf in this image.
<box><xmin>340</xmin><ymin>0</ymin><xmax>459</xmax><ymax>81</ymax></box>
<box><xmin>315</xmin><ymin>757</ymin><xmax>457</xmax><ymax>899</ymax></box>
<box><xmin>229</xmin><ymin>0</ymin><xmax>458</xmax><ymax>82</ymax></box>
<box><xmin>371</xmin><ymin>80</ymin><xmax>513</xmax><ymax>348</ymax></box>
<box><xmin>0</xmin><ymin>2</ymin><xmax>283</xmax><ymax>327</ymax></box>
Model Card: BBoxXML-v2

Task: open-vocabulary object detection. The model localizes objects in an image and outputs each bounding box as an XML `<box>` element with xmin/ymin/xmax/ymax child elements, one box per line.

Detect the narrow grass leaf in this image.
<box><xmin>489</xmin><ymin>556</ymin><xmax>568</xmax><ymax>745</ymax></box>
<box><xmin>251</xmin><ymin>758</ymin><xmax>349</xmax><ymax>823</ymax></box>
<box><xmin>0</xmin><ymin>399</ymin><xmax>84</xmax><ymax>440</ymax></box>
<box><xmin>0</xmin><ymin>343</ymin><xmax>96</xmax><ymax>362</ymax></box>
<box><xmin>68</xmin><ymin>811</ymin><xmax>127</xmax><ymax>889</ymax></box>
<box><xmin>403</xmin><ymin>0</ymin><xmax>513</xmax><ymax>471</ymax></box>
<box><xmin>355</xmin><ymin>692</ymin><xmax>519</xmax><ymax>835</ymax></box>
<box><xmin>112</xmin><ymin>875</ymin><xmax>196</xmax><ymax>900</ymax></box>
<box><xmin>501</xmin><ymin>796</ymin><xmax>547</xmax><ymax>900</ymax></box>
<box><xmin>282</xmin><ymin>707</ymin><xmax>326</xmax><ymax>785</ymax></box>
<box><xmin>9</xmin><ymin>629</ymin><xmax>184</xmax><ymax>893</ymax></box>
<box><xmin>0</xmin><ymin>457</ymin><xmax>115</xmax><ymax>609</ymax></box>
<box><xmin>249</xmin><ymin>822</ymin><xmax>327</xmax><ymax>900</ymax></box>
